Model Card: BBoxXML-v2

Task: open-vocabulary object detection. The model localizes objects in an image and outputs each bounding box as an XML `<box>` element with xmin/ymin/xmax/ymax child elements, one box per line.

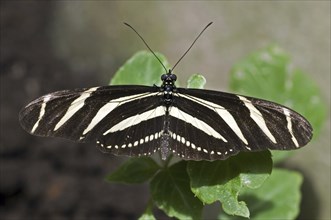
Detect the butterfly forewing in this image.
<box><xmin>19</xmin><ymin>86</ymin><xmax>161</xmax><ymax>144</ymax></box>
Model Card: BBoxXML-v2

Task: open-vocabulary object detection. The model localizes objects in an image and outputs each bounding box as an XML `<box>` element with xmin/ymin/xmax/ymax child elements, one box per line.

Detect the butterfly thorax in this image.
<box><xmin>161</xmin><ymin>70</ymin><xmax>177</xmax><ymax>107</ymax></box>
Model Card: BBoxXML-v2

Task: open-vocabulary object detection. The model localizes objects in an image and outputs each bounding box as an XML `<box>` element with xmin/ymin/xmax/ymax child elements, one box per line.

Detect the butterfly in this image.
<box><xmin>19</xmin><ymin>22</ymin><xmax>313</xmax><ymax>161</ymax></box>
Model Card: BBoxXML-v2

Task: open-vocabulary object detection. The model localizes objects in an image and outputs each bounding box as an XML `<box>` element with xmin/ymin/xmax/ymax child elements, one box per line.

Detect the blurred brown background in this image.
<box><xmin>0</xmin><ymin>1</ymin><xmax>330</xmax><ymax>220</ymax></box>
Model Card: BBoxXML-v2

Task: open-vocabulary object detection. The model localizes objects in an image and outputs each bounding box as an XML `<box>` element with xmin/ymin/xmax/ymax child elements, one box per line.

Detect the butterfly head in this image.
<box><xmin>161</xmin><ymin>69</ymin><xmax>177</xmax><ymax>85</ymax></box>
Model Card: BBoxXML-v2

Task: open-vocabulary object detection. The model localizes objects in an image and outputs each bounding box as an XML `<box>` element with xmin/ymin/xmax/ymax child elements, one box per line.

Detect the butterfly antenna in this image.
<box><xmin>124</xmin><ymin>22</ymin><xmax>168</xmax><ymax>73</ymax></box>
<box><xmin>172</xmin><ymin>22</ymin><xmax>213</xmax><ymax>71</ymax></box>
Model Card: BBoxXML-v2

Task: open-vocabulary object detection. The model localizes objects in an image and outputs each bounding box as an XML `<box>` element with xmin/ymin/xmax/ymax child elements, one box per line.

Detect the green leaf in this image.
<box><xmin>188</xmin><ymin>151</ymin><xmax>272</xmax><ymax>218</ymax></box>
<box><xmin>230</xmin><ymin>45</ymin><xmax>327</xmax><ymax>141</ymax></box>
<box><xmin>150</xmin><ymin>161</ymin><xmax>203</xmax><ymax>220</ymax></box>
<box><xmin>106</xmin><ymin>157</ymin><xmax>160</xmax><ymax>184</ymax></box>
<box><xmin>139</xmin><ymin>199</ymin><xmax>156</xmax><ymax>220</ymax></box>
<box><xmin>187</xmin><ymin>74</ymin><xmax>206</xmax><ymax>89</ymax></box>
<box><xmin>139</xmin><ymin>212</ymin><xmax>156</xmax><ymax>220</ymax></box>
<box><xmin>219</xmin><ymin>168</ymin><xmax>303</xmax><ymax>220</ymax></box>
<box><xmin>110</xmin><ymin>50</ymin><xmax>170</xmax><ymax>86</ymax></box>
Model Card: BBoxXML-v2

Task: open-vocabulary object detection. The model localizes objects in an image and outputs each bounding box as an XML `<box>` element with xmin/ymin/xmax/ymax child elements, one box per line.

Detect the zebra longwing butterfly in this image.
<box><xmin>19</xmin><ymin>23</ymin><xmax>313</xmax><ymax>161</ymax></box>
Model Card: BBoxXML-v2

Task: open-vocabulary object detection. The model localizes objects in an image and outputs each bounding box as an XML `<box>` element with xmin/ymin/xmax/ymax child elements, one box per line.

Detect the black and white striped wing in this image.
<box><xmin>19</xmin><ymin>85</ymin><xmax>313</xmax><ymax>161</ymax></box>
<box><xmin>19</xmin><ymin>85</ymin><xmax>164</xmax><ymax>157</ymax></box>
<box><xmin>167</xmin><ymin>88</ymin><xmax>313</xmax><ymax>160</ymax></box>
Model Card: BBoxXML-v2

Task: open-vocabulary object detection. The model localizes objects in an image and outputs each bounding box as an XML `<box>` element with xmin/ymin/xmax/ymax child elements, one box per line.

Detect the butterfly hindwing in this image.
<box><xmin>97</xmin><ymin>111</ymin><xmax>165</xmax><ymax>157</ymax></box>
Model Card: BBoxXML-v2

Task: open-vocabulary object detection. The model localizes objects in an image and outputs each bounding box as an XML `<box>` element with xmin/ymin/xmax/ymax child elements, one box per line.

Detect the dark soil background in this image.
<box><xmin>0</xmin><ymin>2</ymin><xmax>151</xmax><ymax>220</ymax></box>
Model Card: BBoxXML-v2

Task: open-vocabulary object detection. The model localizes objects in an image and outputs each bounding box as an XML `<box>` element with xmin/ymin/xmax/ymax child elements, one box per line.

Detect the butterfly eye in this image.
<box><xmin>161</xmin><ymin>74</ymin><xmax>167</xmax><ymax>81</ymax></box>
<box><xmin>170</xmin><ymin>74</ymin><xmax>177</xmax><ymax>81</ymax></box>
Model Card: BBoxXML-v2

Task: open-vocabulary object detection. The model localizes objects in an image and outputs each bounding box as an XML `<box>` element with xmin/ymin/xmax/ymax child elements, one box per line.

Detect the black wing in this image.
<box><xmin>167</xmin><ymin>88</ymin><xmax>313</xmax><ymax>160</ymax></box>
<box><xmin>19</xmin><ymin>85</ymin><xmax>164</xmax><ymax>157</ymax></box>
